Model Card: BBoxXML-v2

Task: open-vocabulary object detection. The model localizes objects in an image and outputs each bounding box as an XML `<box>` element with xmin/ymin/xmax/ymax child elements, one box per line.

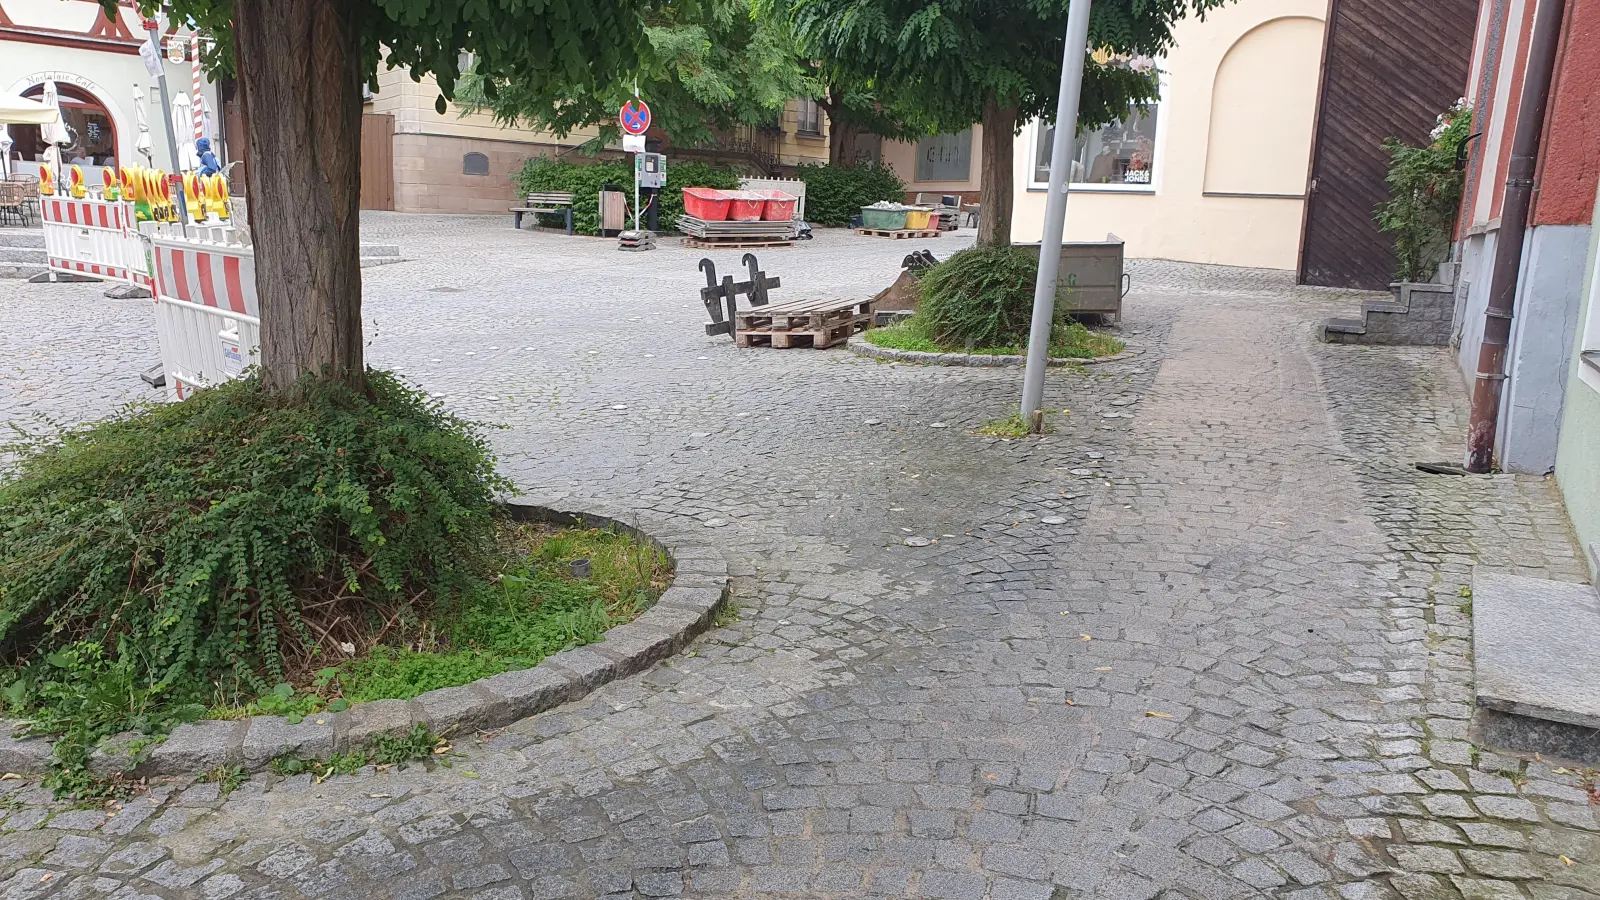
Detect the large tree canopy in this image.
<box><xmin>115</xmin><ymin>0</ymin><xmax>657</xmax><ymax>390</ymax></box>
<box><xmin>457</xmin><ymin>0</ymin><xmax>812</xmax><ymax>150</ymax></box>
<box><xmin>780</xmin><ymin>0</ymin><xmax>1227</xmax><ymax>244</ymax></box>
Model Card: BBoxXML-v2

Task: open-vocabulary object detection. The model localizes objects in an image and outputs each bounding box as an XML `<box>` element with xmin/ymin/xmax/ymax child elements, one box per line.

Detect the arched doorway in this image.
<box><xmin>7</xmin><ymin>82</ymin><xmax>120</xmax><ymax>167</ymax></box>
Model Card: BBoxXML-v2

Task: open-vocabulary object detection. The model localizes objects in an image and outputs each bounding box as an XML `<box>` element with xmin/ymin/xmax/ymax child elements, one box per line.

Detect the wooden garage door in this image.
<box><xmin>360</xmin><ymin>113</ymin><xmax>395</xmax><ymax>211</ymax></box>
<box><xmin>1298</xmin><ymin>0</ymin><xmax>1478</xmax><ymax>290</ymax></box>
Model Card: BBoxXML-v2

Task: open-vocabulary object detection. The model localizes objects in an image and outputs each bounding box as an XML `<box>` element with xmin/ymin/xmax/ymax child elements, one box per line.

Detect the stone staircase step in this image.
<box><xmin>0</xmin><ymin>263</ymin><xmax>49</xmax><ymax>280</ymax></box>
<box><xmin>1472</xmin><ymin>569</ymin><xmax>1600</xmax><ymax>765</ymax></box>
<box><xmin>0</xmin><ymin>229</ymin><xmax>46</xmax><ymax>249</ymax></box>
<box><xmin>1362</xmin><ymin>301</ymin><xmax>1408</xmax><ymax>315</ymax></box>
<box><xmin>1322</xmin><ymin>317</ymin><xmax>1367</xmax><ymax>334</ymax></box>
<box><xmin>0</xmin><ymin>246</ymin><xmax>47</xmax><ymax>265</ymax></box>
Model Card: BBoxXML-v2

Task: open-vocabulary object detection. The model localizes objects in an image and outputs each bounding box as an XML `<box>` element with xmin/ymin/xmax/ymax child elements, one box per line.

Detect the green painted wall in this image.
<box><xmin>1554</xmin><ymin>186</ymin><xmax>1600</xmax><ymax>579</ymax></box>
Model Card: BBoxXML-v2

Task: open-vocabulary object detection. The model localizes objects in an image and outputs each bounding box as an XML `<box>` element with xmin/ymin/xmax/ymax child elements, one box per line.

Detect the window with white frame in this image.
<box><xmin>795</xmin><ymin>99</ymin><xmax>822</xmax><ymax>136</ymax></box>
<box><xmin>1033</xmin><ymin>106</ymin><xmax>1160</xmax><ymax>190</ymax></box>
<box><xmin>1031</xmin><ymin>61</ymin><xmax>1164</xmax><ymax>191</ymax></box>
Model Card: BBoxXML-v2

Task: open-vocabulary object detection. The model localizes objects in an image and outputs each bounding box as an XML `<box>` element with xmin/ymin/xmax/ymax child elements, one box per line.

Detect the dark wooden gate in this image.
<box><xmin>1298</xmin><ymin>0</ymin><xmax>1478</xmax><ymax>289</ymax></box>
<box><xmin>359</xmin><ymin>113</ymin><xmax>395</xmax><ymax>211</ymax></box>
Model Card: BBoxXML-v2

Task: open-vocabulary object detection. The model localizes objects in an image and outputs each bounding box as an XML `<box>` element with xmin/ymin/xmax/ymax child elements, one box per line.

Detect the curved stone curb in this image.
<box><xmin>849</xmin><ymin>341</ymin><xmax>1142</xmax><ymax>368</ymax></box>
<box><xmin>0</xmin><ymin>502</ymin><xmax>730</xmax><ymax>778</ymax></box>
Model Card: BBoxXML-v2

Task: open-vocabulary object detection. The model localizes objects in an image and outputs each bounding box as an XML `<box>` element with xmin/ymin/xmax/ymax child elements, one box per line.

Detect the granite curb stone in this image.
<box><xmin>0</xmin><ymin>502</ymin><xmax>728</xmax><ymax>776</ymax></box>
<box><xmin>849</xmin><ymin>342</ymin><xmax>1142</xmax><ymax>368</ymax></box>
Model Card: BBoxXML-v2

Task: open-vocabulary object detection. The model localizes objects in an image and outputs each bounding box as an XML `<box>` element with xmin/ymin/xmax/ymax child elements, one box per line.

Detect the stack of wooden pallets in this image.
<box><xmin>855</xmin><ymin>226</ymin><xmax>941</xmax><ymax>239</ymax></box>
<box><xmin>676</xmin><ymin>215</ymin><xmax>798</xmax><ymax>249</ymax></box>
<box><xmin>734</xmin><ymin>297</ymin><xmax>874</xmax><ymax>349</ymax></box>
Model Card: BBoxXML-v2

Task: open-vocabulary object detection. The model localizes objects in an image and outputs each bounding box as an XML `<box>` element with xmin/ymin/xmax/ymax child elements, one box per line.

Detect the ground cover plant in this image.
<box><xmin>0</xmin><ymin>372</ymin><xmax>669</xmax><ymax>796</ymax></box>
<box><xmin>870</xmin><ymin>246</ymin><xmax>1125</xmax><ymax>359</ymax></box>
<box><xmin>867</xmin><ymin>316</ymin><xmax>1122</xmax><ymax>360</ymax></box>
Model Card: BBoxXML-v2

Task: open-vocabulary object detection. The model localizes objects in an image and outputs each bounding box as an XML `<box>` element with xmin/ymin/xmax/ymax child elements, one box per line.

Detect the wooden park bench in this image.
<box><xmin>510</xmin><ymin>191</ymin><xmax>575</xmax><ymax>234</ymax></box>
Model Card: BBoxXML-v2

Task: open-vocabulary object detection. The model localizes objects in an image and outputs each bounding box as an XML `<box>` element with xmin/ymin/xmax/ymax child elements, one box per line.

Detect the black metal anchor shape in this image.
<box><xmin>699</xmin><ymin>254</ymin><xmax>780</xmax><ymax>339</ymax></box>
<box><xmin>741</xmin><ymin>252</ymin><xmax>779</xmax><ymax>307</ymax></box>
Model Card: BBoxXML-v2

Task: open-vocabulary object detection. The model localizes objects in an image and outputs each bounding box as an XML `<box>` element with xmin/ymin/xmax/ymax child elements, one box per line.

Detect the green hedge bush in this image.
<box><xmin>918</xmin><ymin>245</ymin><xmax>1067</xmax><ymax>348</ymax></box>
<box><xmin>513</xmin><ymin>157</ymin><xmax>741</xmax><ymax>236</ymax></box>
<box><xmin>794</xmin><ymin>163</ymin><xmax>906</xmax><ymax>226</ymax></box>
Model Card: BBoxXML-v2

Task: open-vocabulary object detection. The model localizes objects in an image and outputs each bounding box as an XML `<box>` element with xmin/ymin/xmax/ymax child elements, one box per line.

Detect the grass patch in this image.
<box><xmin>866</xmin><ymin>315</ymin><xmax>1122</xmax><ymax>359</ymax></box>
<box><xmin>210</xmin><ymin>524</ymin><xmax>671</xmax><ymax>710</ymax></box>
<box><xmin>976</xmin><ymin>414</ymin><xmax>1053</xmax><ymax>438</ymax></box>
<box><xmin>864</xmin><ymin>320</ymin><xmax>942</xmax><ymax>353</ymax></box>
<box><xmin>714</xmin><ymin>600</ymin><xmax>743</xmax><ymax>628</ymax></box>
<box><xmin>197</xmin><ymin>764</ymin><xmax>248</xmax><ymax>795</ymax></box>
<box><xmin>270</xmin><ymin>724</ymin><xmax>445</xmax><ymax>781</ymax></box>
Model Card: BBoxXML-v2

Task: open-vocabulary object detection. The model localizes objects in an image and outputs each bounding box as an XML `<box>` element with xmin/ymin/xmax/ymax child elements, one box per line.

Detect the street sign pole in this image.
<box><xmin>1020</xmin><ymin>0</ymin><xmax>1094</xmax><ymax>432</ymax></box>
<box><xmin>145</xmin><ymin>19</ymin><xmax>190</xmax><ymax>225</ymax></box>
<box><xmin>618</xmin><ymin>98</ymin><xmax>652</xmax><ymax>236</ymax></box>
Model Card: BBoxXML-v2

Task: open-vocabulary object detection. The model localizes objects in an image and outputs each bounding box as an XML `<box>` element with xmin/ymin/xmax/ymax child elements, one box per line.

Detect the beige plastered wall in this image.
<box><xmin>1010</xmin><ymin>0</ymin><xmax>1327</xmax><ymax>270</ymax></box>
<box><xmin>367</xmin><ymin>65</ymin><xmax>606</xmax><ymax>213</ymax></box>
<box><xmin>881</xmin><ymin>127</ymin><xmax>985</xmax><ymax>200</ymax></box>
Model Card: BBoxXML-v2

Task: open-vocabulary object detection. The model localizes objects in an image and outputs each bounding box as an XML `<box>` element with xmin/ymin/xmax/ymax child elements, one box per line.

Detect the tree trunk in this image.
<box><xmin>820</xmin><ymin>88</ymin><xmax>860</xmax><ymax>168</ymax></box>
<box><xmin>829</xmin><ymin>120</ymin><xmax>860</xmax><ymax>167</ymax></box>
<box><xmin>976</xmin><ymin>99</ymin><xmax>1018</xmax><ymax>248</ymax></box>
<box><xmin>236</xmin><ymin>0</ymin><xmax>365</xmax><ymax>392</ymax></box>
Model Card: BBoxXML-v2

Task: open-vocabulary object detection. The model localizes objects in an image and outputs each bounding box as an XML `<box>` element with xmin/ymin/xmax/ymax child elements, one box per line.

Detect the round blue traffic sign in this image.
<box><xmin>619</xmin><ymin>99</ymin><xmax>651</xmax><ymax>136</ymax></box>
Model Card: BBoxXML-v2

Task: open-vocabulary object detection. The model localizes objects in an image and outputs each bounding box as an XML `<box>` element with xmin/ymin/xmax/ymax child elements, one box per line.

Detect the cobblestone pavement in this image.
<box><xmin>1</xmin><ymin>215</ymin><xmax>1597</xmax><ymax>900</ymax></box>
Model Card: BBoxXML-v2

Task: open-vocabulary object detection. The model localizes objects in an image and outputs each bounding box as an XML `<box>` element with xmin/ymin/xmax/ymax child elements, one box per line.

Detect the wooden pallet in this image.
<box><xmin>735</xmin><ymin>297</ymin><xmax>874</xmax><ymax>349</ymax></box>
<box><xmin>856</xmin><ymin>228</ymin><xmax>941</xmax><ymax>239</ymax></box>
<box><xmin>682</xmin><ymin>236</ymin><xmax>795</xmax><ymax>250</ymax></box>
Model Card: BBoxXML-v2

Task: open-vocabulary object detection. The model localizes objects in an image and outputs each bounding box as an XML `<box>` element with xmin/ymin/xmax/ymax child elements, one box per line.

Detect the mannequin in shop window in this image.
<box><xmin>196</xmin><ymin>137</ymin><xmax>221</xmax><ymax>177</ymax></box>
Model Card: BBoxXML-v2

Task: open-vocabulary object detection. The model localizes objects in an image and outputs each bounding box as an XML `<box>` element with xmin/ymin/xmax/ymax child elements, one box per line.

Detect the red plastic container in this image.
<box><xmin>726</xmin><ymin>190</ymin><xmax>766</xmax><ymax>221</ymax></box>
<box><xmin>751</xmin><ymin>189</ymin><xmax>798</xmax><ymax>221</ymax></box>
<box><xmin>683</xmin><ymin>187</ymin><xmax>731</xmax><ymax>221</ymax></box>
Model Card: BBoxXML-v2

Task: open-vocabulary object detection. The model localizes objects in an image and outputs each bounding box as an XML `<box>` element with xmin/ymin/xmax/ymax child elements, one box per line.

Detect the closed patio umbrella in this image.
<box><xmin>39</xmin><ymin>80</ymin><xmax>71</xmax><ymax>179</ymax></box>
<box><xmin>0</xmin><ymin>126</ymin><xmax>11</xmax><ymax>179</ymax></box>
<box><xmin>170</xmin><ymin>90</ymin><xmax>197</xmax><ymax>171</ymax></box>
<box><xmin>134</xmin><ymin>86</ymin><xmax>153</xmax><ymax>163</ymax></box>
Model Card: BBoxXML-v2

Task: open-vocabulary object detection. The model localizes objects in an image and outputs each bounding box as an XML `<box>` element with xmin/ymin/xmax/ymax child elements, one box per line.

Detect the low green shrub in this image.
<box><xmin>794</xmin><ymin>163</ymin><xmax>906</xmax><ymax>226</ymax></box>
<box><xmin>513</xmin><ymin>157</ymin><xmax>741</xmax><ymax>235</ymax></box>
<box><xmin>0</xmin><ymin>372</ymin><xmax>506</xmax><ymax>791</ymax></box>
<box><xmin>918</xmin><ymin>245</ymin><xmax>1062</xmax><ymax>348</ymax></box>
<box><xmin>1377</xmin><ymin>100</ymin><xmax>1473</xmax><ymax>282</ymax></box>
<box><xmin>0</xmin><ymin>372</ymin><xmax>505</xmax><ymax>700</ymax></box>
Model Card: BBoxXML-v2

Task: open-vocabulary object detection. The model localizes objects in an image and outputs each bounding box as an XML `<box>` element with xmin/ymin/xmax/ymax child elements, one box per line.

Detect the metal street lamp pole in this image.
<box><xmin>1020</xmin><ymin>0</ymin><xmax>1094</xmax><ymax>432</ymax></box>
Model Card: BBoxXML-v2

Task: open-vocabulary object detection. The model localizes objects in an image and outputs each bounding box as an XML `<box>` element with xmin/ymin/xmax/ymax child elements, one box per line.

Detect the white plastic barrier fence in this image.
<box><xmin>147</xmin><ymin>224</ymin><xmax>259</xmax><ymax>400</ymax></box>
<box><xmin>739</xmin><ymin>177</ymin><xmax>806</xmax><ymax>221</ymax></box>
<box><xmin>39</xmin><ymin>196</ymin><xmax>152</xmax><ymax>288</ymax></box>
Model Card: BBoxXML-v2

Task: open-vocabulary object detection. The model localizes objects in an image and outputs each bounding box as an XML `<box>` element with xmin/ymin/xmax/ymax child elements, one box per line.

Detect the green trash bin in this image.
<box><xmin>861</xmin><ymin>206</ymin><xmax>909</xmax><ymax>230</ymax></box>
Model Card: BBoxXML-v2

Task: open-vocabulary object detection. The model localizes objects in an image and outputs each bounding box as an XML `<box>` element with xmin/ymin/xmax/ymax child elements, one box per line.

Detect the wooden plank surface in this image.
<box><xmin>1297</xmin><ymin>0</ymin><xmax>1477</xmax><ymax>289</ymax></box>
<box><xmin>359</xmin><ymin>114</ymin><xmax>395</xmax><ymax>211</ymax></box>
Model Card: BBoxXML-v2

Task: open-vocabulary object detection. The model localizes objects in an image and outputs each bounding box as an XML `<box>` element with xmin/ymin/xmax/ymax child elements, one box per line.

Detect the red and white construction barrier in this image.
<box><xmin>148</xmin><ymin>227</ymin><xmax>259</xmax><ymax>400</ymax></box>
<box><xmin>39</xmin><ymin>196</ymin><xmax>151</xmax><ymax>286</ymax></box>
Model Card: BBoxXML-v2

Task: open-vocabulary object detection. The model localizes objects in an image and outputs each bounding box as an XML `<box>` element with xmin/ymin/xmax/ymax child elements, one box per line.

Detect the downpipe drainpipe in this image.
<box><xmin>1466</xmin><ymin>0</ymin><xmax>1567</xmax><ymax>472</ymax></box>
